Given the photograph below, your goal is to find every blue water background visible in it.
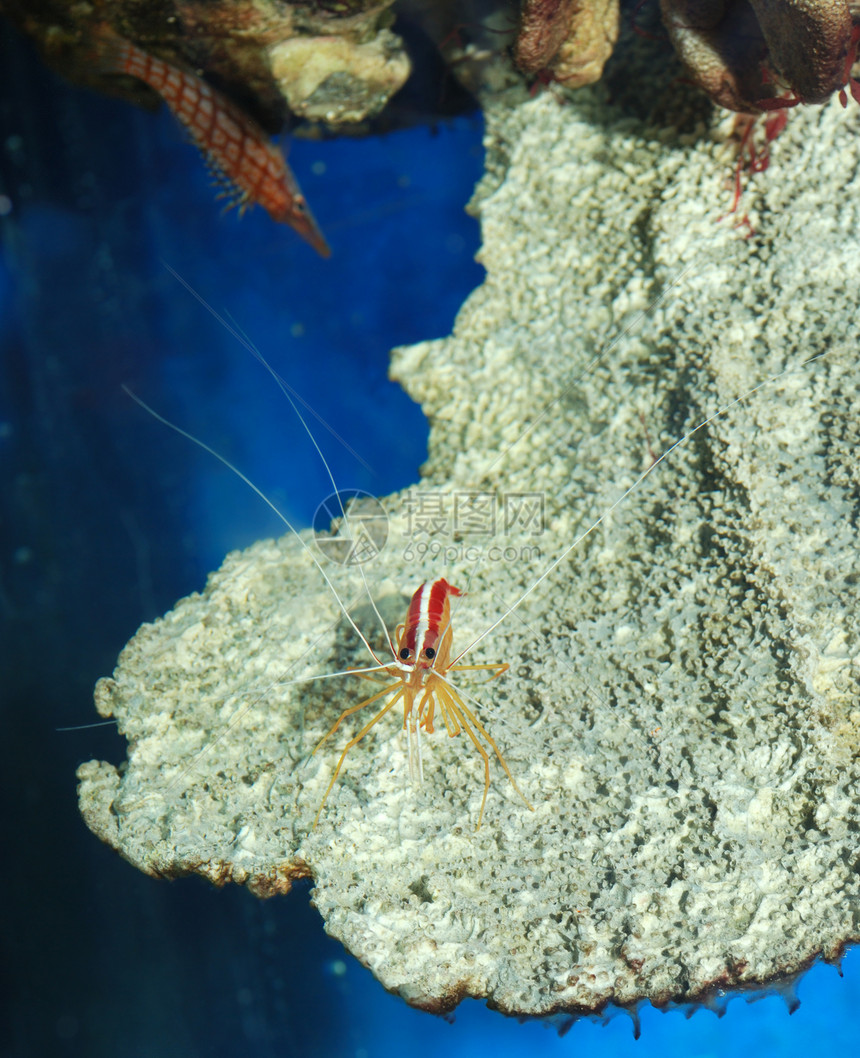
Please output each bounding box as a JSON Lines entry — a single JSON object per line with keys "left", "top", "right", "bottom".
{"left": 2, "top": 24, "right": 859, "bottom": 1058}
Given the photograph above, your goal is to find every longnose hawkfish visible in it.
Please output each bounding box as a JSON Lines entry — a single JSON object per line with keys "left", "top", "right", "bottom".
{"left": 312, "top": 576, "right": 534, "bottom": 829}
{"left": 95, "top": 31, "right": 330, "bottom": 256}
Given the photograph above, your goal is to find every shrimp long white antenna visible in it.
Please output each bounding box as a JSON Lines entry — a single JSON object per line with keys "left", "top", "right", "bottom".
{"left": 56, "top": 720, "right": 118, "bottom": 731}
{"left": 162, "top": 262, "right": 372, "bottom": 473}
{"left": 161, "top": 262, "right": 397, "bottom": 657}
{"left": 226, "top": 321, "right": 396, "bottom": 657}
{"left": 122, "top": 386, "right": 388, "bottom": 668}
{"left": 451, "top": 350, "right": 830, "bottom": 666}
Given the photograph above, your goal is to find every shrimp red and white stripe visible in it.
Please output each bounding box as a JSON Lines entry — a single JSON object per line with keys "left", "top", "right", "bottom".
{"left": 400, "top": 577, "right": 462, "bottom": 666}
{"left": 96, "top": 32, "right": 330, "bottom": 256}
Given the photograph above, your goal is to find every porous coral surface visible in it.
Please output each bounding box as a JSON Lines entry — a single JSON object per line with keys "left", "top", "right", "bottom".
{"left": 79, "top": 90, "right": 860, "bottom": 1015}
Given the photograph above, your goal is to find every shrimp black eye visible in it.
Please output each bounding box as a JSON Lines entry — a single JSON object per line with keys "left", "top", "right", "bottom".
{"left": 424, "top": 647, "right": 435, "bottom": 659}
{"left": 399, "top": 647, "right": 411, "bottom": 660}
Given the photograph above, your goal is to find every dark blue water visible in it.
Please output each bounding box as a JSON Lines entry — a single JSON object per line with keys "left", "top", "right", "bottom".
{"left": 2, "top": 23, "right": 858, "bottom": 1058}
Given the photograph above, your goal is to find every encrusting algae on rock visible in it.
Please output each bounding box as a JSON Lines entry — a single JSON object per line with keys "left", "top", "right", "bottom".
{"left": 78, "top": 82, "right": 860, "bottom": 1016}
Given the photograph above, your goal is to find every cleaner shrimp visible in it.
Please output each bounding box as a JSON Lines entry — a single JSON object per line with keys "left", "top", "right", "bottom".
{"left": 120, "top": 267, "right": 836, "bottom": 834}
{"left": 311, "top": 576, "right": 532, "bottom": 828}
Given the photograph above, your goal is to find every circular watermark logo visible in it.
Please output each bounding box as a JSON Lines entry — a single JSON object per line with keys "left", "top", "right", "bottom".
{"left": 313, "top": 489, "right": 388, "bottom": 566}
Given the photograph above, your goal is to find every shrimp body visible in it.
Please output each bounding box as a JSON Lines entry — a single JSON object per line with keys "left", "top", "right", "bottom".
{"left": 313, "top": 578, "right": 532, "bottom": 828}
{"left": 98, "top": 33, "right": 330, "bottom": 256}
{"left": 398, "top": 577, "right": 462, "bottom": 671}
